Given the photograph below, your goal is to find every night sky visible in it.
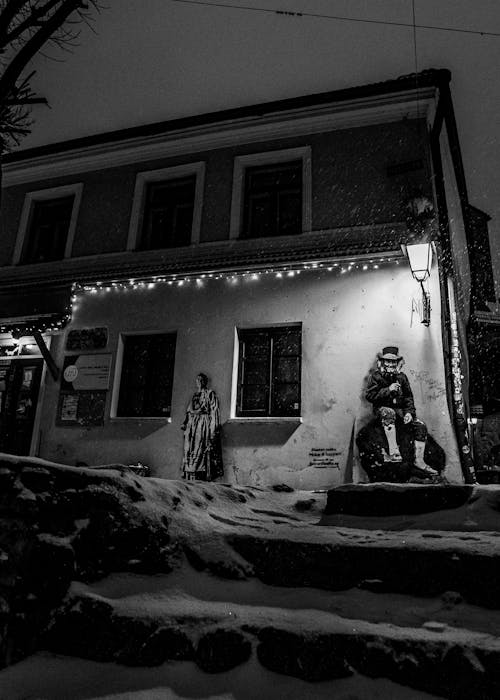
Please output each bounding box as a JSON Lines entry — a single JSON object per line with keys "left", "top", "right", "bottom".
{"left": 19, "top": 0, "right": 500, "bottom": 290}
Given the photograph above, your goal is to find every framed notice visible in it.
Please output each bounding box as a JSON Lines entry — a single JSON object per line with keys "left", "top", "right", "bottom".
{"left": 61, "top": 354, "right": 112, "bottom": 391}
{"left": 57, "top": 354, "right": 112, "bottom": 426}
{"left": 66, "top": 327, "right": 108, "bottom": 351}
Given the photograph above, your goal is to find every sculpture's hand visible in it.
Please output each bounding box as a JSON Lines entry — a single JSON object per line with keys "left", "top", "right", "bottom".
{"left": 403, "top": 412, "right": 413, "bottom": 424}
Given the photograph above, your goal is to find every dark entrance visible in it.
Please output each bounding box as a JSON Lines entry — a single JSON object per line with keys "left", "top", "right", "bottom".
{"left": 0, "top": 359, "right": 43, "bottom": 455}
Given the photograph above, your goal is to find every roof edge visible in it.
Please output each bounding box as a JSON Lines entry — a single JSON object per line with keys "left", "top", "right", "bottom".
{"left": 4, "top": 68, "right": 450, "bottom": 164}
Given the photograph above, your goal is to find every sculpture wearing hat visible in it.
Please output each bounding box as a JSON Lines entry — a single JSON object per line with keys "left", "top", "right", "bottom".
{"left": 365, "top": 346, "right": 416, "bottom": 424}
{"left": 365, "top": 345, "right": 440, "bottom": 474}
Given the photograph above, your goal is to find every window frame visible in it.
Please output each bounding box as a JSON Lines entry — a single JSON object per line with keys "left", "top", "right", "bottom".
{"left": 13, "top": 183, "right": 83, "bottom": 265}
{"left": 234, "top": 324, "right": 302, "bottom": 419}
{"left": 127, "top": 162, "right": 205, "bottom": 251}
{"left": 229, "top": 147, "right": 311, "bottom": 240}
{"left": 110, "top": 330, "right": 177, "bottom": 420}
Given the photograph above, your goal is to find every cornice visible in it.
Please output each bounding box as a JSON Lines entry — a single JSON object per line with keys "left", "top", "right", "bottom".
{"left": 3, "top": 89, "right": 436, "bottom": 187}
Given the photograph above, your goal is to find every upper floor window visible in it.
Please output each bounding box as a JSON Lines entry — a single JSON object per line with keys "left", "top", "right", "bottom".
{"left": 230, "top": 147, "right": 311, "bottom": 240}
{"left": 243, "top": 161, "right": 302, "bottom": 239}
{"left": 141, "top": 176, "right": 196, "bottom": 250}
{"left": 236, "top": 325, "right": 302, "bottom": 418}
{"left": 127, "top": 163, "right": 205, "bottom": 251}
{"left": 13, "top": 184, "right": 83, "bottom": 265}
{"left": 115, "top": 332, "right": 176, "bottom": 418}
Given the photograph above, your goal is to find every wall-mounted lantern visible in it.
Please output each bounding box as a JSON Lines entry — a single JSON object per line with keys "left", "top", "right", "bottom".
{"left": 403, "top": 192, "right": 435, "bottom": 326}
{"left": 406, "top": 242, "right": 433, "bottom": 283}
{"left": 406, "top": 242, "right": 432, "bottom": 326}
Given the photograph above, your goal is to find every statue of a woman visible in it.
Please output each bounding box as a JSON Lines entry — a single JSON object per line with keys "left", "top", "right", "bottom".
{"left": 181, "top": 373, "right": 223, "bottom": 481}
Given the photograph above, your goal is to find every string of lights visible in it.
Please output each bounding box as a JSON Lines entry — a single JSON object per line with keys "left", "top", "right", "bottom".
{"left": 0, "top": 256, "right": 403, "bottom": 337}
{"left": 72, "top": 256, "right": 400, "bottom": 297}
{"left": 171, "top": 0, "right": 500, "bottom": 39}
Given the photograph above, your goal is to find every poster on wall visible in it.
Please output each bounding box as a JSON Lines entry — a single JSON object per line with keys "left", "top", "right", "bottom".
{"left": 57, "top": 354, "right": 112, "bottom": 426}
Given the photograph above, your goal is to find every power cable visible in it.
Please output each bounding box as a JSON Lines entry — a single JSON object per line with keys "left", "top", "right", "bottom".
{"left": 171, "top": 0, "right": 500, "bottom": 38}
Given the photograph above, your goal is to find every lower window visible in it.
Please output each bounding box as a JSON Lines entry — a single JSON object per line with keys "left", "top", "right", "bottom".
{"left": 236, "top": 325, "right": 301, "bottom": 417}
{"left": 117, "top": 333, "right": 176, "bottom": 417}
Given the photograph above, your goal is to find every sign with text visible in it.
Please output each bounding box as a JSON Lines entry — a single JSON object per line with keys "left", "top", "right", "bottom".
{"left": 308, "top": 447, "right": 341, "bottom": 469}
{"left": 61, "top": 354, "right": 112, "bottom": 391}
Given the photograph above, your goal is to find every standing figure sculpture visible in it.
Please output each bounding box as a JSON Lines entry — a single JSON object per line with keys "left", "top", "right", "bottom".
{"left": 182, "top": 373, "right": 224, "bottom": 481}
{"left": 364, "top": 346, "right": 441, "bottom": 478}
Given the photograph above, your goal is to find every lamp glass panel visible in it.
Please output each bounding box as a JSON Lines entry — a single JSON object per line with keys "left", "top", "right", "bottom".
{"left": 406, "top": 243, "right": 432, "bottom": 282}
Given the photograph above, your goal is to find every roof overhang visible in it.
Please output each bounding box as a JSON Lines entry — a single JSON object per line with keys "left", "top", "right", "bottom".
{"left": 0, "top": 224, "right": 407, "bottom": 291}
{"left": 0, "top": 284, "right": 73, "bottom": 334}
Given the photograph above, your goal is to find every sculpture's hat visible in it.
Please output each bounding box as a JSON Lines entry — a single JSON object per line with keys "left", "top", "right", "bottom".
{"left": 379, "top": 346, "right": 402, "bottom": 360}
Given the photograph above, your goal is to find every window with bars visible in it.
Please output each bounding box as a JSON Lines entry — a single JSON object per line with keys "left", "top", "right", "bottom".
{"left": 242, "top": 160, "right": 302, "bottom": 239}
{"left": 117, "top": 333, "right": 176, "bottom": 417}
{"left": 236, "top": 325, "right": 301, "bottom": 417}
{"left": 140, "top": 176, "right": 196, "bottom": 250}
{"left": 22, "top": 196, "right": 74, "bottom": 264}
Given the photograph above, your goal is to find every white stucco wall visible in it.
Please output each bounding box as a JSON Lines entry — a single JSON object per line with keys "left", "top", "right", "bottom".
{"left": 40, "top": 260, "right": 463, "bottom": 487}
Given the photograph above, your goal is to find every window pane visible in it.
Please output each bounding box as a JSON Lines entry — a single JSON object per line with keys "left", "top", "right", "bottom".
{"left": 241, "top": 384, "right": 268, "bottom": 412}
{"left": 243, "top": 333, "right": 270, "bottom": 357}
{"left": 273, "top": 357, "right": 300, "bottom": 383}
{"left": 243, "top": 358, "right": 269, "bottom": 384}
{"left": 141, "top": 176, "right": 195, "bottom": 250}
{"left": 272, "top": 383, "right": 300, "bottom": 416}
{"left": 247, "top": 193, "right": 274, "bottom": 239}
{"left": 23, "top": 196, "right": 74, "bottom": 263}
{"left": 278, "top": 191, "right": 302, "bottom": 236}
{"left": 273, "top": 329, "right": 301, "bottom": 356}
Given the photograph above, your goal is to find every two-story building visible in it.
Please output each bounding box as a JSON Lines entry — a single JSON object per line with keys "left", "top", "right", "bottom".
{"left": 0, "top": 68, "right": 493, "bottom": 487}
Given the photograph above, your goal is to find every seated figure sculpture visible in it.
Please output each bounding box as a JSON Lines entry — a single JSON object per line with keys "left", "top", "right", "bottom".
{"left": 356, "top": 407, "right": 443, "bottom": 483}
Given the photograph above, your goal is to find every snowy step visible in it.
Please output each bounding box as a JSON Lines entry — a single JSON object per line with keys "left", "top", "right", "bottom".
{"left": 228, "top": 529, "right": 500, "bottom": 609}
{"left": 42, "top": 577, "right": 500, "bottom": 700}
{"left": 324, "top": 483, "right": 475, "bottom": 517}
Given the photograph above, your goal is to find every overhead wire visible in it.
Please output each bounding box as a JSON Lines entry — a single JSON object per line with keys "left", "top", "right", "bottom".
{"left": 171, "top": 0, "right": 500, "bottom": 39}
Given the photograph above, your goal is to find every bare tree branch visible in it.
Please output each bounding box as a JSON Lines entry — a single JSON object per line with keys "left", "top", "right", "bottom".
{"left": 0, "top": 0, "right": 102, "bottom": 157}
{"left": 0, "top": 1, "right": 93, "bottom": 102}
{"left": 0, "top": 0, "right": 63, "bottom": 49}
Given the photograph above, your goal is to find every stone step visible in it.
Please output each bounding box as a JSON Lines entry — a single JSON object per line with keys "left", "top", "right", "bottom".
{"left": 228, "top": 530, "right": 500, "bottom": 609}
{"left": 324, "top": 484, "right": 476, "bottom": 517}
{"left": 41, "top": 582, "right": 500, "bottom": 700}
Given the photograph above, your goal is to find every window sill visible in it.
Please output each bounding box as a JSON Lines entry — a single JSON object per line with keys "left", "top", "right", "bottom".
{"left": 226, "top": 417, "right": 302, "bottom": 424}
{"left": 110, "top": 416, "right": 172, "bottom": 423}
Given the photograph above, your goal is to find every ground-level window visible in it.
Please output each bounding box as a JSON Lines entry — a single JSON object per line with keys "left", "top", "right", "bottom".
{"left": 237, "top": 325, "right": 301, "bottom": 417}
{"left": 117, "top": 333, "right": 176, "bottom": 417}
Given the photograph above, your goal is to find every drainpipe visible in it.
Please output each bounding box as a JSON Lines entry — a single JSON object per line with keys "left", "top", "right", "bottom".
{"left": 430, "top": 75, "right": 475, "bottom": 484}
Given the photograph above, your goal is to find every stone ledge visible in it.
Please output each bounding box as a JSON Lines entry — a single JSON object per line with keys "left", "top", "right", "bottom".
{"left": 324, "top": 483, "right": 474, "bottom": 517}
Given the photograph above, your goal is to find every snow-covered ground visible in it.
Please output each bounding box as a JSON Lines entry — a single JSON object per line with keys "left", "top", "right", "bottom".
{"left": 0, "top": 651, "right": 444, "bottom": 699}
{"left": 1, "top": 456, "right": 499, "bottom": 699}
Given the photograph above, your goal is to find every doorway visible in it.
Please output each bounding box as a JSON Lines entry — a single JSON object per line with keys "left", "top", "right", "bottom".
{"left": 0, "top": 358, "right": 43, "bottom": 456}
